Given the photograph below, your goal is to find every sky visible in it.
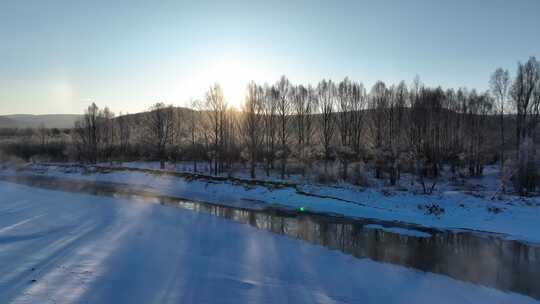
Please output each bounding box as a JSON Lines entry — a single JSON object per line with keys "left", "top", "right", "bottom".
{"left": 0, "top": 0, "right": 539, "bottom": 115}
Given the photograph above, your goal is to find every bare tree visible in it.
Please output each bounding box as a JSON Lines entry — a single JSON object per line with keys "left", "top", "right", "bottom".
{"left": 37, "top": 123, "right": 49, "bottom": 153}
{"left": 490, "top": 68, "right": 510, "bottom": 176}
{"left": 369, "top": 81, "right": 390, "bottom": 179}
{"left": 318, "top": 79, "right": 337, "bottom": 174}
{"left": 172, "top": 108, "right": 185, "bottom": 162}
{"left": 370, "top": 80, "right": 407, "bottom": 185}
{"left": 350, "top": 82, "right": 366, "bottom": 158}
{"left": 464, "top": 90, "right": 493, "bottom": 177}
{"left": 242, "top": 82, "right": 264, "bottom": 178}
{"left": 512, "top": 57, "right": 540, "bottom": 147}
{"left": 222, "top": 107, "right": 240, "bottom": 174}
{"left": 511, "top": 57, "right": 540, "bottom": 194}
{"left": 408, "top": 85, "right": 446, "bottom": 193}
{"left": 263, "top": 85, "right": 278, "bottom": 177}
{"left": 337, "top": 78, "right": 356, "bottom": 180}
{"left": 117, "top": 112, "right": 131, "bottom": 161}
{"left": 444, "top": 88, "right": 465, "bottom": 176}
{"left": 186, "top": 99, "right": 202, "bottom": 172}
{"left": 292, "top": 84, "right": 313, "bottom": 177}
{"left": 305, "top": 85, "right": 317, "bottom": 149}
{"left": 386, "top": 81, "right": 408, "bottom": 185}
{"left": 144, "top": 103, "right": 176, "bottom": 169}
{"left": 276, "top": 76, "right": 292, "bottom": 179}
{"left": 74, "top": 102, "right": 102, "bottom": 163}
{"left": 100, "top": 107, "right": 115, "bottom": 164}
{"left": 205, "top": 84, "right": 228, "bottom": 175}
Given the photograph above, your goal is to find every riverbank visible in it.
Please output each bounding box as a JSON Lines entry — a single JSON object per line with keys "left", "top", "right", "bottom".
{"left": 3, "top": 162, "right": 540, "bottom": 244}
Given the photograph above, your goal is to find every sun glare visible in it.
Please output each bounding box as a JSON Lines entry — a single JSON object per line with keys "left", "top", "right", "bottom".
{"left": 209, "top": 61, "right": 253, "bottom": 109}
{"left": 190, "top": 58, "right": 270, "bottom": 109}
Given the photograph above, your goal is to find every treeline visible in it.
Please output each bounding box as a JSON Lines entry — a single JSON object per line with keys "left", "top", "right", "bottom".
{"left": 3, "top": 57, "right": 540, "bottom": 195}
{"left": 0, "top": 126, "right": 70, "bottom": 162}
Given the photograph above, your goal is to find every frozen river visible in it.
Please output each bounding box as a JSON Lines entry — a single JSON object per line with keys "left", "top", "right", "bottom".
{"left": 0, "top": 175, "right": 538, "bottom": 303}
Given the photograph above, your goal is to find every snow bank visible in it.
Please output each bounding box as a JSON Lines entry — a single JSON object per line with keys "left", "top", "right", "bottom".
{"left": 3, "top": 163, "right": 540, "bottom": 244}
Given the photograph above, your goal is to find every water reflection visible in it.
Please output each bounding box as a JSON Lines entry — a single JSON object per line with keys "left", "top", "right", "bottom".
{"left": 2, "top": 174, "right": 539, "bottom": 299}
{"left": 167, "top": 199, "right": 540, "bottom": 299}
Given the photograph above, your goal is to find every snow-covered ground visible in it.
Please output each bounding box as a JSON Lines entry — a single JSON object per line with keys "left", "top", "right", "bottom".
{"left": 6, "top": 162, "right": 540, "bottom": 244}
{"left": 0, "top": 181, "right": 537, "bottom": 303}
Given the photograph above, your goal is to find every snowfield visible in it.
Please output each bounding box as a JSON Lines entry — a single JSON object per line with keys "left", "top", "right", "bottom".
{"left": 6, "top": 162, "right": 540, "bottom": 244}
{"left": 0, "top": 181, "right": 537, "bottom": 304}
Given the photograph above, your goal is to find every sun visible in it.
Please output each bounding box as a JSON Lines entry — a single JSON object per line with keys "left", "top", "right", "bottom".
{"left": 186, "top": 57, "right": 274, "bottom": 109}
{"left": 186, "top": 56, "right": 274, "bottom": 109}
{"left": 208, "top": 60, "right": 254, "bottom": 109}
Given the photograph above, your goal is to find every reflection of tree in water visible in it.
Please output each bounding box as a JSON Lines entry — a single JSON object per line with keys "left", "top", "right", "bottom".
{"left": 175, "top": 200, "right": 540, "bottom": 299}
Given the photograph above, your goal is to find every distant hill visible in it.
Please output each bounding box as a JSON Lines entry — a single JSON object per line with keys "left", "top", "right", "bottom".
{"left": 0, "top": 116, "right": 19, "bottom": 128}
{"left": 0, "top": 114, "right": 81, "bottom": 129}
{"left": 115, "top": 106, "right": 195, "bottom": 122}
{"left": 0, "top": 108, "right": 197, "bottom": 130}
{"left": 0, "top": 107, "right": 193, "bottom": 129}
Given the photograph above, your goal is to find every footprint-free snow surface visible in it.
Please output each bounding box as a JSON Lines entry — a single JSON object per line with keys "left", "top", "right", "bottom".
{"left": 0, "top": 182, "right": 537, "bottom": 303}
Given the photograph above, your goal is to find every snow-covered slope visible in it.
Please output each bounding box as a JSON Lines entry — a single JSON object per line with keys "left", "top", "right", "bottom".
{"left": 0, "top": 182, "right": 536, "bottom": 303}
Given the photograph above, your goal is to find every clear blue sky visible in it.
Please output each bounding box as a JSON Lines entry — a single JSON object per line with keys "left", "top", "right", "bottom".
{"left": 1, "top": 0, "right": 539, "bottom": 114}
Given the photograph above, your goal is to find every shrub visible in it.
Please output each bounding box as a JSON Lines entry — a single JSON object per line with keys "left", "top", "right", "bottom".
{"left": 349, "top": 162, "right": 371, "bottom": 187}
{"left": 313, "top": 162, "right": 339, "bottom": 184}
{"left": 512, "top": 137, "right": 539, "bottom": 195}
{"left": 417, "top": 203, "right": 445, "bottom": 216}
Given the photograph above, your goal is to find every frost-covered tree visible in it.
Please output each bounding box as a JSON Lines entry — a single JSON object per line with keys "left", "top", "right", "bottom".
{"left": 490, "top": 68, "right": 510, "bottom": 173}
{"left": 276, "top": 76, "right": 292, "bottom": 179}
{"left": 144, "top": 103, "right": 176, "bottom": 169}
{"left": 318, "top": 79, "right": 337, "bottom": 174}
{"left": 205, "top": 84, "right": 228, "bottom": 175}
{"left": 369, "top": 81, "right": 390, "bottom": 179}
{"left": 337, "top": 78, "right": 365, "bottom": 180}
{"left": 263, "top": 85, "right": 278, "bottom": 176}
{"left": 242, "top": 82, "right": 264, "bottom": 178}
{"left": 73, "top": 103, "right": 102, "bottom": 163}
{"left": 116, "top": 112, "right": 131, "bottom": 160}
{"left": 512, "top": 57, "right": 540, "bottom": 148}
{"left": 510, "top": 57, "right": 540, "bottom": 194}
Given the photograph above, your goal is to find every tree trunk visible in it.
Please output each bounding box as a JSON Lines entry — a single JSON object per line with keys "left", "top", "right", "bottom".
{"left": 342, "top": 160, "right": 348, "bottom": 181}
{"left": 500, "top": 111, "right": 505, "bottom": 192}
{"left": 280, "top": 159, "right": 286, "bottom": 179}
{"left": 390, "top": 165, "right": 396, "bottom": 186}
{"left": 250, "top": 157, "right": 256, "bottom": 179}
